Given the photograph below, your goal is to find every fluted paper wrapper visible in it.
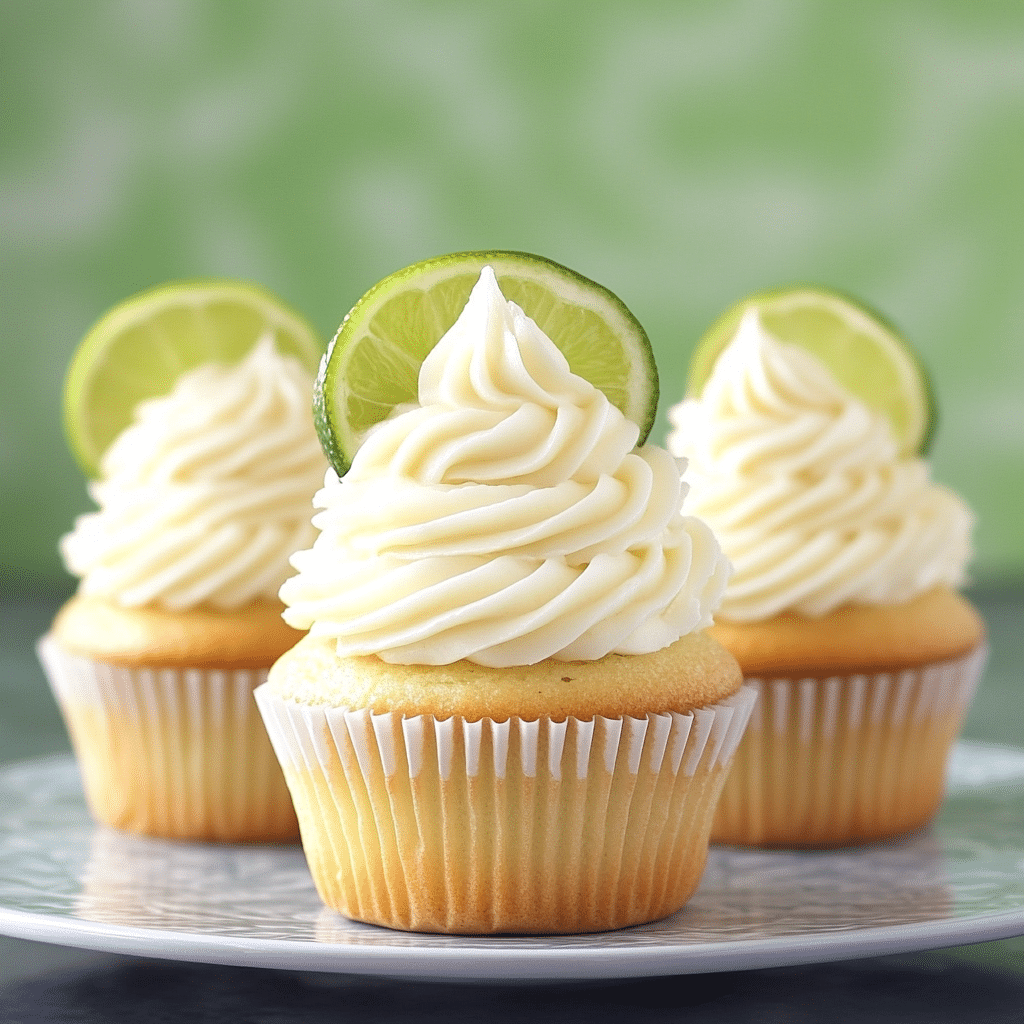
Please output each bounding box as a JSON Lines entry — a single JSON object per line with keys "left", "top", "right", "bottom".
{"left": 256, "top": 684, "right": 756, "bottom": 934}
{"left": 38, "top": 635, "right": 298, "bottom": 843}
{"left": 711, "top": 646, "right": 987, "bottom": 848}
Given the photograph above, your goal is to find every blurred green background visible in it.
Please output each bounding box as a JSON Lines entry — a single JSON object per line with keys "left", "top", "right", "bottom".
{"left": 2, "top": 0, "right": 1023, "bottom": 595}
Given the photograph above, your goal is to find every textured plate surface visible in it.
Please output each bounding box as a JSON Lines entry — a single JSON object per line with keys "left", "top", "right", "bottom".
{"left": 1, "top": 744, "right": 1023, "bottom": 981}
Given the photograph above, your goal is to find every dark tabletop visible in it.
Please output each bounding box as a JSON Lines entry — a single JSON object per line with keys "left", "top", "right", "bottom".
{"left": 2, "top": 588, "right": 1022, "bottom": 1023}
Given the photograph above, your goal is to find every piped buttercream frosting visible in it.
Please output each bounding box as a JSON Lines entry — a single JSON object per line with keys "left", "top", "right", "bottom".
{"left": 280, "top": 267, "right": 731, "bottom": 667}
{"left": 62, "top": 337, "right": 327, "bottom": 610}
{"left": 667, "top": 311, "right": 973, "bottom": 622}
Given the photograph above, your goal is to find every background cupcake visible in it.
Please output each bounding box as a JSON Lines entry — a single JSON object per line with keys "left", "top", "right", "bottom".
{"left": 257, "top": 254, "right": 755, "bottom": 934}
{"left": 39, "top": 280, "right": 327, "bottom": 842}
{"left": 667, "top": 290, "right": 985, "bottom": 848}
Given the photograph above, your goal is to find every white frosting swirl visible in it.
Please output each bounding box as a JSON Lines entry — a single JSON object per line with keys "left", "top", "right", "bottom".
{"left": 281, "top": 267, "right": 730, "bottom": 667}
{"left": 62, "top": 337, "right": 328, "bottom": 610}
{"left": 667, "top": 311, "right": 973, "bottom": 622}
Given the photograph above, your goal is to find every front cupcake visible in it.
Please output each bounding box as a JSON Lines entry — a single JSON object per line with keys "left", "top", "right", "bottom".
{"left": 40, "top": 284, "right": 328, "bottom": 842}
{"left": 257, "top": 259, "right": 754, "bottom": 934}
{"left": 668, "top": 296, "right": 986, "bottom": 848}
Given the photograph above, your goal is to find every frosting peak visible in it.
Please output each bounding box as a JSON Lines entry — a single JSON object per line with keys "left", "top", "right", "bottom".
{"left": 61, "top": 337, "right": 327, "bottom": 610}
{"left": 281, "top": 268, "right": 731, "bottom": 667}
{"left": 354, "top": 268, "right": 638, "bottom": 489}
{"left": 668, "top": 312, "right": 973, "bottom": 621}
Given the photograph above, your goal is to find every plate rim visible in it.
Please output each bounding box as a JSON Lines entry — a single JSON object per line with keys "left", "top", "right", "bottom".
{"left": 2, "top": 902, "right": 1024, "bottom": 980}
{"left": 1, "top": 748, "right": 1023, "bottom": 981}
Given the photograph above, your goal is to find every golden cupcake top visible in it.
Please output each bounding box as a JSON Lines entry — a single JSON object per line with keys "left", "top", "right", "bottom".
{"left": 268, "top": 629, "right": 743, "bottom": 719}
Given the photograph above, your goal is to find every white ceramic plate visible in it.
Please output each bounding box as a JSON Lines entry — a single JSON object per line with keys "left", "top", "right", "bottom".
{"left": 1, "top": 744, "right": 1023, "bottom": 982}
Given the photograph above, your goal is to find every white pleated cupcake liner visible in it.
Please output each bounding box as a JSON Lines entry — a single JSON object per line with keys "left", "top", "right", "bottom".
{"left": 711, "top": 645, "right": 987, "bottom": 849}
{"left": 255, "top": 683, "right": 756, "bottom": 934}
{"left": 37, "top": 635, "right": 299, "bottom": 843}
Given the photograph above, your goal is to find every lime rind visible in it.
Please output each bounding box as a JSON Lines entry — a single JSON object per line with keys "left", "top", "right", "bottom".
{"left": 316, "top": 251, "right": 658, "bottom": 477}
{"left": 64, "top": 279, "right": 324, "bottom": 477}
{"left": 686, "top": 286, "right": 936, "bottom": 457}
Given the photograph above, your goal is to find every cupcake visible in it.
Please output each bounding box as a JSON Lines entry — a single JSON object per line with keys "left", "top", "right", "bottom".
{"left": 256, "top": 259, "right": 755, "bottom": 934}
{"left": 667, "top": 297, "right": 985, "bottom": 848}
{"left": 40, "top": 286, "right": 328, "bottom": 843}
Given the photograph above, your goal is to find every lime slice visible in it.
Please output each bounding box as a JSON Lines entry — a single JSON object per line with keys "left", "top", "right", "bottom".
{"left": 314, "top": 250, "right": 658, "bottom": 475}
{"left": 687, "top": 286, "right": 935, "bottom": 456}
{"left": 64, "top": 279, "right": 324, "bottom": 476}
